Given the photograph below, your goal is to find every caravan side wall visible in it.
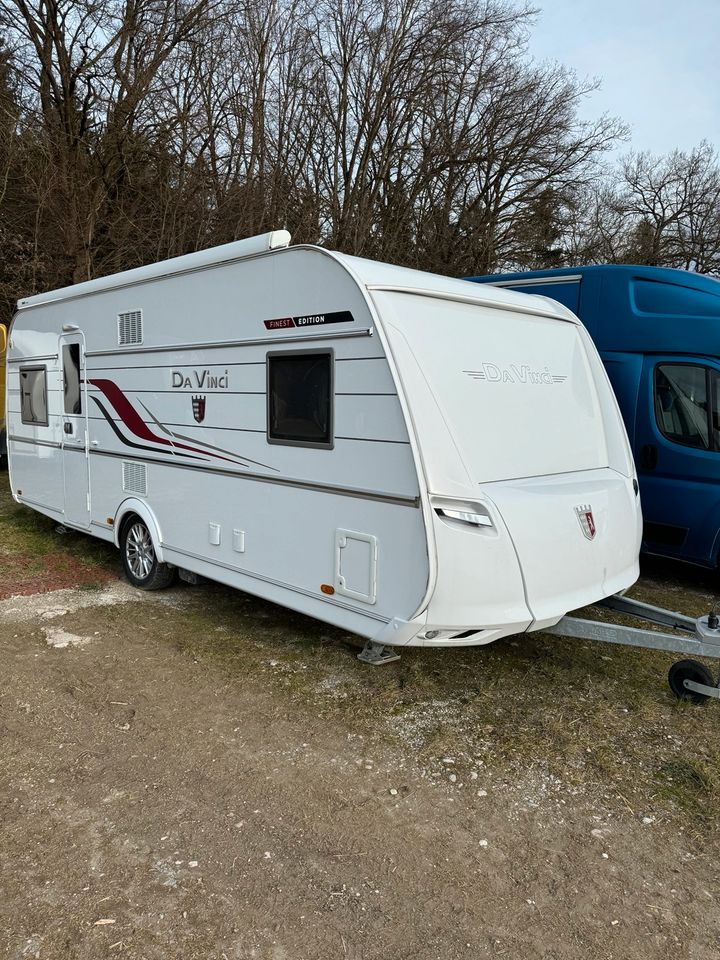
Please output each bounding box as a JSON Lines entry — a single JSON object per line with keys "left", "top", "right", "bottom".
{"left": 7, "top": 245, "right": 643, "bottom": 649}
{"left": 466, "top": 265, "right": 720, "bottom": 568}
{"left": 7, "top": 248, "right": 431, "bottom": 639}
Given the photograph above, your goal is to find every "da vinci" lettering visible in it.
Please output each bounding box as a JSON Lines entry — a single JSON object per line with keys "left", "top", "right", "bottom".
{"left": 172, "top": 369, "right": 229, "bottom": 389}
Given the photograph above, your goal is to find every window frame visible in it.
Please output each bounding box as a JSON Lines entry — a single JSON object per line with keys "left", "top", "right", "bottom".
{"left": 653, "top": 361, "right": 719, "bottom": 452}
{"left": 266, "top": 348, "right": 334, "bottom": 450}
{"left": 19, "top": 364, "right": 49, "bottom": 427}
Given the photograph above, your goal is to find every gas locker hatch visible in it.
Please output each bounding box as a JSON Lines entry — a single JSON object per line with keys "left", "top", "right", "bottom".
{"left": 334, "top": 530, "right": 377, "bottom": 604}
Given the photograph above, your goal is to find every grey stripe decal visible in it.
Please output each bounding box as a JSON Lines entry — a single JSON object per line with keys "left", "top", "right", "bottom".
{"left": 83, "top": 416, "right": 409, "bottom": 443}
{"left": 9, "top": 435, "right": 62, "bottom": 449}
{"left": 89, "top": 447, "right": 419, "bottom": 507}
{"left": 88, "top": 356, "right": 387, "bottom": 372}
{"left": 138, "top": 400, "right": 279, "bottom": 472}
{"left": 7, "top": 354, "right": 58, "bottom": 363}
{"left": 86, "top": 327, "right": 374, "bottom": 357}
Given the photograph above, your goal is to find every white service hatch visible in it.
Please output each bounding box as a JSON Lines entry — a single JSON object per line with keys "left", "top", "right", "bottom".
{"left": 335, "top": 530, "right": 377, "bottom": 604}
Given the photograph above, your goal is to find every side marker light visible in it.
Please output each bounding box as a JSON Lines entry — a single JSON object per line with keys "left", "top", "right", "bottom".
{"left": 435, "top": 507, "right": 493, "bottom": 528}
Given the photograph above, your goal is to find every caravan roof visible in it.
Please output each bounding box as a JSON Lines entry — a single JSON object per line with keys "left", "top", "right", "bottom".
{"left": 17, "top": 231, "right": 581, "bottom": 330}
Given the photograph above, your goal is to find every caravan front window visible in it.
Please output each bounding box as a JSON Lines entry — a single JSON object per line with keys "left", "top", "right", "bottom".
{"left": 267, "top": 351, "right": 333, "bottom": 448}
{"left": 19, "top": 366, "right": 48, "bottom": 426}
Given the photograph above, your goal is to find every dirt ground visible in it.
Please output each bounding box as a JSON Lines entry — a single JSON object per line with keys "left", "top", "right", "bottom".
{"left": 2, "top": 488, "right": 720, "bottom": 959}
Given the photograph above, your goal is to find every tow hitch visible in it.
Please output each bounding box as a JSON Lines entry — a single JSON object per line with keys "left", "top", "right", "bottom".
{"left": 547, "top": 594, "right": 720, "bottom": 704}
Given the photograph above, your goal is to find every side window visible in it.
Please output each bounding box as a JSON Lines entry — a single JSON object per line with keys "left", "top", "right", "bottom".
{"left": 20, "top": 366, "right": 49, "bottom": 426}
{"left": 63, "top": 343, "right": 82, "bottom": 414}
{"left": 267, "top": 351, "right": 333, "bottom": 448}
{"left": 654, "top": 365, "right": 710, "bottom": 450}
{"left": 713, "top": 376, "right": 720, "bottom": 449}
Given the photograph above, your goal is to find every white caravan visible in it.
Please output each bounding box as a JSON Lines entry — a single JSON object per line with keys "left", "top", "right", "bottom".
{"left": 6, "top": 231, "right": 643, "bottom": 661}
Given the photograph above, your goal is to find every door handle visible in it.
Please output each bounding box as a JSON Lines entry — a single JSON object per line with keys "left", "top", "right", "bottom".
{"left": 63, "top": 422, "right": 73, "bottom": 435}
{"left": 640, "top": 444, "right": 657, "bottom": 470}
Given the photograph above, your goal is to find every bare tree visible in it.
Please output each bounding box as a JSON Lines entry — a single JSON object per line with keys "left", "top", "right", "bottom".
{"left": 0, "top": 0, "right": 212, "bottom": 282}
{"left": 4, "top": 0, "right": 709, "bottom": 327}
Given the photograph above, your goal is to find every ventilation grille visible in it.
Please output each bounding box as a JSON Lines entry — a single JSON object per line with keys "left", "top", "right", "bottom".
{"left": 118, "top": 309, "right": 143, "bottom": 345}
{"left": 122, "top": 461, "right": 147, "bottom": 496}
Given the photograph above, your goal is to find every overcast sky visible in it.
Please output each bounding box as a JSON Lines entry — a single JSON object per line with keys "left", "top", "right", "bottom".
{"left": 528, "top": 0, "right": 719, "bottom": 157}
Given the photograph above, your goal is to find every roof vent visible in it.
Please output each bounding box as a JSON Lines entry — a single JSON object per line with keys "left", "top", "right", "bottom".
{"left": 118, "top": 309, "right": 143, "bottom": 345}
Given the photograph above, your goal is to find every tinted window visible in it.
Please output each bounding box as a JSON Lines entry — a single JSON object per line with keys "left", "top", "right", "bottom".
{"left": 654, "top": 365, "right": 709, "bottom": 449}
{"left": 268, "top": 352, "right": 332, "bottom": 447}
{"left": 63, "top": 343, "right": 82, "bottom": 414}
{"left": 634, "top": 279, "right": 720, "bottom": 319}
{"left": 20, "top": 367, "right": 48, "bottom": 426}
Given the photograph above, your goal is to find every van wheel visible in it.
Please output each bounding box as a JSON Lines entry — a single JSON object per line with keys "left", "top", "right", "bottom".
{"left": 120, "top": 516, "right": 176, "bottom": 590}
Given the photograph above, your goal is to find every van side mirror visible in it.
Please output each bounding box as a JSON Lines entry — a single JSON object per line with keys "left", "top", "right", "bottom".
{"left": 0, "top": 324, "right": 6, "bottom": 353}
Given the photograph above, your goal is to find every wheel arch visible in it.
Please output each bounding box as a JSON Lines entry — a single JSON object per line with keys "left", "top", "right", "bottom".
{"left": 113, "top": 498, "right": 165, "bottom": 561}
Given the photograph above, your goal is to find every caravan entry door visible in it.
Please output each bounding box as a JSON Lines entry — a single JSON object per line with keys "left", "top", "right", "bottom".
{"left": 60, "top": 331, "right": 90, "bottom": 528}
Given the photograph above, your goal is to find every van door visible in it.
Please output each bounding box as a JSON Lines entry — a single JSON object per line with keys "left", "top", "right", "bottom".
{"left": 60, "top": 332, "right": 90, "bottom": 528}
{"left": 635, "top": 356, "right": 720, "bottom": 565}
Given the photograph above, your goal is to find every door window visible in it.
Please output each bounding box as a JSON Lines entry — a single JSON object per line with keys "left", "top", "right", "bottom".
{"left": 654, "top": 364, "right": 717, "bottom": 450}
{"left": 63, "top": 343, "right": 82, "bottom": 414}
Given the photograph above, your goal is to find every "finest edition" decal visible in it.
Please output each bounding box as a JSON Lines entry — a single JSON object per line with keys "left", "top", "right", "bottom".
{"left": 264, "top": 310, "right": 354, "bottom": 330}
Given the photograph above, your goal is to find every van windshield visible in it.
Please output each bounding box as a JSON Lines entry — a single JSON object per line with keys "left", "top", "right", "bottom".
{"left": 378, "top": 291, "right": 609, "bottom": 484}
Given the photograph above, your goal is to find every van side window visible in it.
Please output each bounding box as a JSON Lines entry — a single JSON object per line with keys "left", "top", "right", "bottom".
{"left": 19, "top": 366, "right": 49, "bottom": 426}
{"left": 63, "top": 343, "right": 82, "bottom": 414}
{"left": 654, "top": 365, "right": 710, "bottom": 450}
{"left": 267, "top": 351, "right": 333, "bottom": 448}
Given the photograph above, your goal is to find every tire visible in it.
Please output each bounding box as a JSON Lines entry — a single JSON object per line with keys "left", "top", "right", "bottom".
{"left": 120, "top": 515, "right": 176, "bottom": 590}
{"left": 668, "top": 659, "right": 715, "bottom": 705}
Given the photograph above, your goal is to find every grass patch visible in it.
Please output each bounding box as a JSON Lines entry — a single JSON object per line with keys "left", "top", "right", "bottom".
{"left": 0, "top": 479, "right": 117, "bottom": 592}
{"left": 655, "top": 757, "right": 718, "bottom": 834}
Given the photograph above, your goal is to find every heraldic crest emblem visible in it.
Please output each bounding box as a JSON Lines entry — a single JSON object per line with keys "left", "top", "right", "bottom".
{"left": 192, "top": 395, "right": 206, "bottom": 423}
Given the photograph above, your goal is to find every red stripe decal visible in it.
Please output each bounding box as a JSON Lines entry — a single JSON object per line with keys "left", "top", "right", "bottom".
{"left": 88, "top": 379, "right": 244, "bottom": 465}
{"left": 89, "top": 380, "right": 172, "bottom": 446}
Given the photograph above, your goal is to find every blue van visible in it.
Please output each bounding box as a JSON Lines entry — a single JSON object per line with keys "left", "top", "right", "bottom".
{"left": 465, "top": 265, "right": 720, "bottom": 570}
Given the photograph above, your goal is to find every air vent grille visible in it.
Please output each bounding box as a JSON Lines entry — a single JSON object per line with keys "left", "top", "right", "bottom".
{"left": 122, "top": 460, "right": 147, "bottom": 496}
{"left": 118, "top": 309, "right": 143, "bottom": 345}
